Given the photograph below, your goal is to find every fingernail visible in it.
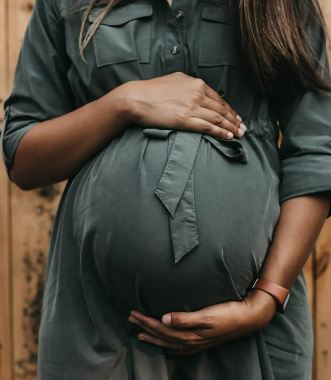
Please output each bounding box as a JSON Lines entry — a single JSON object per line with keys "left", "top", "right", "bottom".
{"left": 237, "top": 128, "right": 244, "bottom": 137}
{"left": 227, "top": 132, "right": 233, "bottom": 139}
{"left": 138, "top": 334, "right": 145, "bottom": 341}
{"left": 162, "top": 314, "right": 172, "bottom": 325}
{"left": 128, "top": 316, "right": 136, "bottom": 323}
{"left": 236, "top": 114, "right": 242, "bottom": 122}
{"left": 240, "top": 123, "right": 247, "bottom": 132}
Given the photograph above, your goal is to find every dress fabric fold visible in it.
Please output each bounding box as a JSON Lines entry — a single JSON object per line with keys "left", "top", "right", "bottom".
{"left": 145, "top": 128, "right": 248, "bottom": 263}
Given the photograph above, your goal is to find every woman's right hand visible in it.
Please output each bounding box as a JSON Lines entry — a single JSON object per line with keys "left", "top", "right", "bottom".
{"left": 122, "top": 71, "right": 246, "bottom": 139}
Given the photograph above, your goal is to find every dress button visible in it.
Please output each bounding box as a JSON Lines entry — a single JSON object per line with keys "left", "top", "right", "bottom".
{"left": 176, "top": 10, "right": 184, "bottom": 20}
{"left": 170, "top": 45, "right": 180, "bottom": 55}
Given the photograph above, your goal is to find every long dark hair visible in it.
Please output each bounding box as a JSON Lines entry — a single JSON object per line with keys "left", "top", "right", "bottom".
{"left": 78, "top": 0, "right": 331, "bottom": 93}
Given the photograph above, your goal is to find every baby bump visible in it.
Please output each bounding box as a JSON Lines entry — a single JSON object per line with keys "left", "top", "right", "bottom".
{"left": 72, "top": 127, "right": 280, "bottom": 318}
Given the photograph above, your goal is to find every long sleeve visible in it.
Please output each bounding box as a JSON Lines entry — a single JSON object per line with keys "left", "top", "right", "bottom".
{"left": 0, "top": 0, "right": 75, "bottom": 176}
{"left": 277, "top": 17, "right": 331, "bottom": 218}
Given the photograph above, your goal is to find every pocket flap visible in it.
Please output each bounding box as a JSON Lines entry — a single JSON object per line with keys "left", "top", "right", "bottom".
{"left": 88, "top": 2, "right": 153, "bottom": 26}
{"left": 201, "top": 4, "right": 230, "bottom": 24}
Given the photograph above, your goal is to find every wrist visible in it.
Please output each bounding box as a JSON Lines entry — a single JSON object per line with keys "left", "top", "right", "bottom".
{"left": 100, "top": 82, "right": 137, "bottom": 129}
{"left": 115, "top": 80, "right": 144, "bottom": 125}
{"left": 245, "top": 289, "right": 278, "bottom": 328}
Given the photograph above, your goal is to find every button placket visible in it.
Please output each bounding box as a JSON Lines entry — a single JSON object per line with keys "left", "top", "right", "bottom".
{"left": 165, "top": 26, "right": 184, "bottom": 72}
{"left": 170, "top": 45, "right": 180, "bottom": 55}
{"left": 175, "top": 10, "right": 184, "bottom": 21}
{"left": 164, "top": 1, "right": 189, "bottom": 74}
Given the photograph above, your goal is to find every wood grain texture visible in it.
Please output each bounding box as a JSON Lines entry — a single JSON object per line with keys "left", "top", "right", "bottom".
{"left": 0, "top": 0, "right": 13, "bottom": 378}
{"left": 314, "top": 220, "right": 331, "bottom": 380}
{"left": 315, "top": 2, "right": 331, "bottom": 379}
{"left": 6, "top": 2, "right": 65, "bottom": 379}
{"left": 10, "top": 185, "right": 63, "bottom": 380}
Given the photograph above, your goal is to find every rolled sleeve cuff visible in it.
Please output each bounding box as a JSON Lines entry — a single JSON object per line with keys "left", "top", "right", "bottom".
{"left": 1, "top": 106, "right": 38, "bottom": 177}
{"left": 279, "top": 154, "right": 331, "bottom": 218}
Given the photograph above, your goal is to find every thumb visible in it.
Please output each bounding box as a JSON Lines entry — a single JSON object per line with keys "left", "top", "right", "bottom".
{"left": 162, "top": 311, "right": 203, "bottom": 328}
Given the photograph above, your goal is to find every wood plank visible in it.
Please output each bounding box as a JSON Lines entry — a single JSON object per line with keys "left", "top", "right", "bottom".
{"left": 10, "top": 185, "right": 64, "bottom": 380}
{"left": 7, "top": 0, "right": 35, "bottom": 80}
{"left": 304, "top": 254, "right": 315, "bottom": 316}
{"left": 0, "top": 0, "right": 14, "bottom": 378}
{"left": 7, "top": 2, "right": 36, "bottom": 378}
{"left": 303, "top": 252, "right": 316, "bottom": 380}
{"left": 315, "top": 3, "right": 331, "bottom": 379}
{"left": 314, "top": 220, "right": 331, "bottom": 380}
{"left": 6, "top": 1, "right": 65, "bottom": 379}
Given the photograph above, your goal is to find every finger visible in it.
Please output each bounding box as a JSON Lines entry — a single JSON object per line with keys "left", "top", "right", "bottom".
{"left": 203, "top": 85, "right": 242, "bottom": 122}
{"left": 186, "top": 117, "right": 234, "bottom": 139}
{"left": 193, "top": 105, "right": 243, "bottom": 138}
{"left": 201, "top": 97, "right": 247, "bottom": 136}
{"left": 162, "top": 311, "right": 210, "bottom": 329}
{"left": 130, "top": 313, "right": 202, "bottom": 343}
{"left": 200, "top": 97, "right": 239, "bottom": 124}
{"left": 222, "top": 99, "right": 239, "bottom": 120}
{"left": 138, "top": 333, "right": 184, "bottom": 350}
{"left": 203, "top": 83, "right": 225, "bottom": 105}
{"left": 130, "top": 311, "right": 209, "bottom": 345}
{"left": 129, "top": 315, "right": 181, "bottom": 344}
{"left": 219, "top": 115, "right": 244, "bottom": 139}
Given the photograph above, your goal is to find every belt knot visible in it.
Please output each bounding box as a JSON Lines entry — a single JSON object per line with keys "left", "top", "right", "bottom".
{"left": 143, "top": 128, "right": 248, "bottom": 263}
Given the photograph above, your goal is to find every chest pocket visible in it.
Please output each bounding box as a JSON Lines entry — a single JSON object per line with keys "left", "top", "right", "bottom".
{"left": 198, "top": 3, "right": 241, "bottom": 68}
{"left": 88, "top": 2, "right": 153, "bottom": 67}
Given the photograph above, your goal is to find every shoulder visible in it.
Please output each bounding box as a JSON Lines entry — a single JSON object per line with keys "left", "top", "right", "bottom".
{"left": 35, "top": 0, "right": 87, "bottom": 20}
{"left": 58, "top": 0, "right": 90, "bottom": 17}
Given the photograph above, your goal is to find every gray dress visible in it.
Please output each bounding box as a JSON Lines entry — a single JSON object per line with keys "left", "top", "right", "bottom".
{"left": 2, "top": 0, "right": 331, "bottom": 378}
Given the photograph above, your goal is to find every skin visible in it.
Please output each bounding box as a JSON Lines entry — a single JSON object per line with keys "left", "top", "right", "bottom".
{"left": 10, "top": 70, "right": 330, "bottom": 356}
{"left": 10, "top": 72, "right": 245, "bottom": 190}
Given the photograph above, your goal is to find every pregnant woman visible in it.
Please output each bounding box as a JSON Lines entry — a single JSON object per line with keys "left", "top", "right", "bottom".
{"left": 2, "top": 0, "right": 331, "bottom": 378}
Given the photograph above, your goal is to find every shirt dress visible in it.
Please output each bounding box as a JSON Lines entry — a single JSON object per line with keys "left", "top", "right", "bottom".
{"left": 2, "top": 0, "right": 331, "bottom": 379}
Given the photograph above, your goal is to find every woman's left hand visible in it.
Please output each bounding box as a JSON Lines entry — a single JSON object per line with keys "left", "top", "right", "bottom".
{"left": 128, "top": 289, "right": 278, "bottom": 356}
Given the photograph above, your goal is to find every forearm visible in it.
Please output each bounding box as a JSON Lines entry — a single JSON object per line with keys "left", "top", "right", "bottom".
{"left": 244, "top": 192, "right": 331, "bottom": 324}
{"left": 9, "top": 82, "right": 132, "bottom": 190}
{"left": 259, "top": 192, "right": 331, "bottom": 289}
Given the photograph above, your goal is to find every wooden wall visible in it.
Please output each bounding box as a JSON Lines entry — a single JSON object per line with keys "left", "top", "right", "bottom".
{"left": 0, "top": 1, "right": 331, "bottom": 379}
{"left": 0, "top": 2, "right": 65, "bottom": 379}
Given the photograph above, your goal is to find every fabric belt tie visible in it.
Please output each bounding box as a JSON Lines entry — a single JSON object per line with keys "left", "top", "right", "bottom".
{"left": 143, "top": 129, "right": 248, "bottom": 264}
